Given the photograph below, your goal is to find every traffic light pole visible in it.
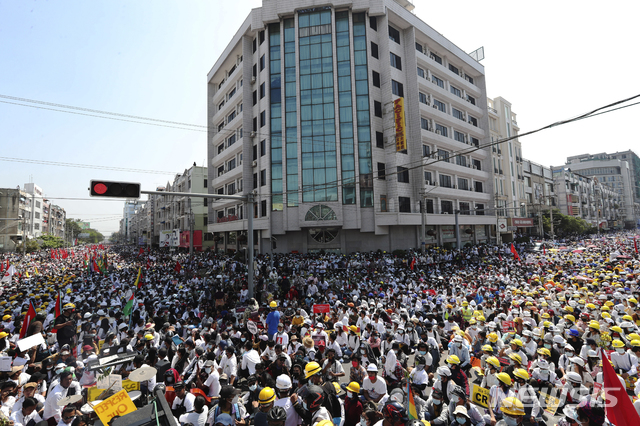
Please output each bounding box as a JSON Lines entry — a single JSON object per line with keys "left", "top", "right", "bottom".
{"left": 140, "top": 190, "right": 256, "bottom": 298}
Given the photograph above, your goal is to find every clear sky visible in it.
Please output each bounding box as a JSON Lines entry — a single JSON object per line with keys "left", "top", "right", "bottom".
{"left": 1, "top": 0, "right": 638, "bottom": 235}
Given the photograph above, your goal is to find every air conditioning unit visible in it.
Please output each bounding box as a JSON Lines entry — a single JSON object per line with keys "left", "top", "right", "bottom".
{"left": 252, "top": 160, "right": 257, "bottom": 167}
{"left": 472, "top": 165, "right": 478, "bottom": 170}
{"left": 436, "top": 130, "right": 442, "bottom": 135}
{"left": 466, "top": 98, "right": 471, "bottom": 103}
{"left": 442, "top": 212, "right": 450, "bottom": 214}
{"left": 433, "top": 104, "right": 438, "bottom": 109}
{"left": 468, "top": 119, "right": 473, "bottom": 124}
{"left": 250, "top": 131, "right": 256, "bottom": 138}
{"left": 251, "top": 76, "right": 256, "bottom": 84}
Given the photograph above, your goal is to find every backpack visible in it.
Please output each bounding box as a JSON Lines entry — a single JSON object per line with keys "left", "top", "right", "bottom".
{"left": 213, "top": 403, "right": 241, "bottom": 423}
{"left": 321, "top": 381, "right": 342, "bottom": 419}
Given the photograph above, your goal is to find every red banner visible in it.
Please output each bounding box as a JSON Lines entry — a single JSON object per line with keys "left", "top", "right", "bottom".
{"left": 502, "top": 320, "right": 515, "bottom": 333}
{"left": 312, "top": 304, "right": 331, "bottom": 314}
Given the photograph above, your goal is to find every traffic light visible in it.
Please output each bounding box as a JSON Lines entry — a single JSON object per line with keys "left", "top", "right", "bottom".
{"left": 90, "top": 180, "right": 141, "bottom": 198}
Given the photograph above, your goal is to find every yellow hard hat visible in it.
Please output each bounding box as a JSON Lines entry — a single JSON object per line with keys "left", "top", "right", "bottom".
{"left": 482, "top": 345, "right": 494, "bottom": 353}
{"left": 541, "top": 313, "right": 550, "bottom": 319}
{"left": 2, "top": 315, "right": 10, "bottom": 321}
{"left": 270, "top": 301, "right": 277, "bottom": 308}
{"left": 305, "top": 361, "right": 322, "bottom": 378}
{"left": 537, "top": 348, "right": 551, "bottom": 357}
{"left": 486, "top": 357, "right": 501, "bottom": 369}
{"left": 612, "top": 339, "right": 625, "bottom": 348}
{"left": 622, "top": 315, "right": 633, "bottom": 322}
{"left": 564, "top": 314, "right": 575, "bottom": 323}
{"left": 508, "top": 353, "right": 522, "bottom": 364}
{"left": 511, "top": 339, "right": 523, "bottom": 347}
{"left": 0, "top": 332, "right": 8, "bottom": 339}
{"left": 259, "top": 387, "right": 276, "bottom": 404}
{"left": 346, "top": 382, "right": 360, "bottom": 393}
{"left": 630, "top": 298, "right": 638, "bottom": 305}
{"left": 565, "top": 306, "right": 574, "bottom": 313}
{"left": 513, "top": 368, "right": 530, "bottom": 381}
{"left": 610, "top": 326, "right": 623, "bottom": 334}
{"left": 349, "top": 325, "right": 358, "bottom": 333}
{"left": 630, "top": 340, "right": 640, "bottom": 348}
{"left": 588, "top": 321, "right": 600, "bottom": 330}
{"left": 497, "top": 372, "right": 512, "bottom": 386}
{"left": 500, "top": 397, "right": 525, "bottom": 416}
{"left": 144, "top": 334, "right": 154, "bottom": 341}
{"left": 446, "top": 355, "right": 461, "bottom": 365}
{"left": 468, "top": 318, "right": 477, "bottom": 325}
{"left": 462, "top": 301, "right": 469, "bottom": 307}
{"left": 63, "top": 303, "right": 75, "bottom": 310}
{"left": 488, "top": 333, "right": 498, "bottom": 343}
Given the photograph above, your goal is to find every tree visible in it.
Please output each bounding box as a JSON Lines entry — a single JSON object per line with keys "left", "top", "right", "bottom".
{"left": 542, "top": 209, "right": 595, "bottom": 237}
{"left": 39, "top": 234, "right": 65, "bottom": 249}
{"left": 65, "top": 219, "right": 103, "bottom": 243}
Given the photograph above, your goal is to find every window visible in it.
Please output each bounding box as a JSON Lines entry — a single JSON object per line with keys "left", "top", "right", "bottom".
{"left": 430, "top": 52, "right": 442, "bottom": 64}
{"left": 217, "top": 166, "right": 224, "bottom": 176}
{"left": 258, "top": 30, "right": 265, "bottom": 44}
{"left": 454, "top": 130, "right": 465, "bottom": 143}
{"left": 253, "top": 173, "right": 258, "bottom": 189}
{"left": 260, "top": 54, "right": 265, "bottom": 71}
{"left": 376, "top": 131, "right": 384, "bottom": 148}
{"left": 253, "top": 64, "right": 257, "bottom": 77}
{"left": 452, "top": 108, "right": 464, "bottom": 121}
{"left": 475, "top": 203, "right": 485, "bottom": 215}
{"left": 34, "top": 223, "right": 40, "bottom": 230}
{"left": 419, "top": 92, "right": 428, "bottom": 105}
{"left": 228, "top": 87, "right": 236, "bottom": 100}
{"left": 260, "top": 110, "right": 266, "bottom": 127}
{"left": 441, "top": 200, "right": 453, "bottom": 214}
{"left": 371, "top": 42, "right": 379, "bottom": 59}
{"left": 227, "top": 158, "right": 236, "bottom": 171}
{"left": 399, "top": 196, "right": 411, "bottom": 212}
{"left": 417, "top": 67, "right": 425, "bottom": 78}
{"left": 227, "top": 110, "right": 236, "bottom": 123}
{"left": 473, "top": 159, "right": 481, "bottom": 170}
{"left": 391, "top": 80, "right": 404, "bottom": 97}
{"left": 459, "top": 202, "right": 470, "bottom": 215}
{"left": 218, "top": 80, "right": 225, "bottom": 89}
{"left": 204, "top": 179, "right": 208, "bottom": 188}
{"left": 218, "top": 122, "right": 224, "bottom": 132}
{"left": 458, "top": 177, "right": 469, "bottom": 190}
{"left": 425, "top": 199, "right": 434, "bottom": 213}
{"left": 252, "top": 90, "right": 257, "bottom": 106}
{"left": 260, "top": 169, "right": 266, "bottom": 186}
{"left": 390, "top": 53, "right": 402, "bottom": 70}
{"left": 261, "top": 200, "right": 267, "bottom": 217}
{"left": 388, "top": 25, "right": 400, "bottom": 44}
{"left": 217, "top": 187, "right": 224, "bottom": 195}
{"left": 260, "top": 83, "right": 265, "bottom": 99}
{"left": 465, "top": 75, "right": 474, "bottom": 85}
{"left": 305, "top": 205, "right": 337, "bottom": 221}
{"left": 474, "top": 181, "right": 483, "bottom": 193}
{"left": 372, "top": 71, "right": 380, "bottom": 87}
{"left": 468, "top": 116, "right": 478, "bottom": 127}
{"left": 432, "top": 74, "right": 444, "bottom": 88}
{"left": 467, "top": 95, "right": 476, "bottom": 105}
{"left": 415, "top": 42, "right": 423, "bottom": 53}
{"left": 252, "top": 38, "right": 257, "bottom": 53}
{"left": 380, "top": 195, "right": 387, "bottom": 212}
{"left": 252, "top": 117, "right": 258, "bottom": 132}
{"left": 435, "top": 123, "right": 448, "bottom": 137}
{"left": 439, "top": 174, "right": 452, "bottom": 188}
{"left": 420, "top": 117, "right": 430, "bottom": 131}
{"left": 450, "top": 85, "right": 461, "bottom": 98}
{"left": 218, "top": 100, "right": 225, "bottom": 110}
{"left": 374, "top": 101, "right": 382, "bottom": 117}
{"left": 370, "top": 16, "right": 377, "bottom": 30}
{"left": 377, "top": 162, "right": 386, "bottom": 180}
{"left": 449, "top": 63, "right": 459, "bottom": 75}
{"left": 218, "top": 143, "right": 225, "bottom": 155}
{"left": 227, "top": 134, "right": 236, "bottom": 147}
{"left": 227, "top": 182, "right": 236, "bottom": 195}
{"left": 456, "top": 155, "right": 467, "bottom": 167}
{"left": 434, "top": 99, "right": 446, "bottom": 112}
{"left": 437, "top": 149, "right": 450, "bottom": 163}
{"left": 420, "top": 145, "right": 430, "bottom": 158}
{"left": 35, "top": 212, "right": 40, "bottom": 219}
{"left": 260, "top": 139, "right": 266, "bottom": 156}
{"left": 424, "top": 171, "right": 432, "bottom": 184}
{"left": 397, "top": 166, "right": 409, "bottom": 183}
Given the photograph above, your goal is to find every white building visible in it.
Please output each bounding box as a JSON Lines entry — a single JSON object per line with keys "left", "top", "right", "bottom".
{"left": 207, "top": 0, "right": 497, "bottom": 253}
{"left": 23, "top": 183, "right": 45, "bottom": 239}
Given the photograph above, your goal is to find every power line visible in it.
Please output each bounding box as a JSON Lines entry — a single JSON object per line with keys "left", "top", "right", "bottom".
{"left": 0, "top": 157, "right": 178, "bottom": 175}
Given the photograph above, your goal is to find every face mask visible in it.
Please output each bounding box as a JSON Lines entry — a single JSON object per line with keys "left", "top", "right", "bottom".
{"left": 205, "top": 367, "right": 212, "bottom": 373}
{"left": 450, "top": 396, "right": 459, "bottom": 405}
{"left": 407, "top": 327, "right": 413, "bottom": 331}
{"left": 419, "top": 350, "right": 427, "bottom": 356}
{"left": 617, "top": 348, "right": 626, "bottom": 354}
{"left": 56, "top": 369, "right": 64, "bottom": 375}
{"left": 504, "top": 415, "right": 519, "bottom": 426}
{"left": 302, "top": 401, "right": 308, "bottom": 410}
{"left": 352, "top": 361, "right": 359, "bottom": 368}
{"left": 417, "top": 365, "right": 424, "bottom": 371}
{"left": 565, "top": 351, "right": 574, "bottom": 357}
{"left": 249, "top": 384, "right": 257, "bottom": 391}
{"left": 457, "top": 343, "right": 462, "bottom": 348}
{"left": 544, "top": 344, "right": 551, "bottom": 349}
{"left": 456, "top": 417, "right": 467, "bottom": 424}
{"left": 241, "top": 337, "right": 246, "bottom": 342}
{"left": 346, "top": 391, "right": 353, "bottom": 398}
{"left": 433, "top": 398, "right": 442, "bottom": 405}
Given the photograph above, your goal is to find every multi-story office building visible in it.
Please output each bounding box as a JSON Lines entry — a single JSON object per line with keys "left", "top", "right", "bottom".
{"left": 206, "top": 0, "right": 496, "bottom": 253}
{"left": 43, "top": 202, "right": 66, "bottom": 238}
{"left": 0, "top": 188, "right": 29, "bottom": 252}
{"left": 23, "top": 183, "right": 45, "bottom": 239}
{"left": 564, "top": 151, "right": 640, "bottom": 228}
{"left": 552, "top": 166, "right": 622, "bottom": 229}
{"left": 521, "top": 160, "right": 555, "bottom": 237}
{"left": 487, "top": 97, "right": 526, "bottom": 242}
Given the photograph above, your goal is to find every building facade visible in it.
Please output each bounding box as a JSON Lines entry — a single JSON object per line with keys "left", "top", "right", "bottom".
{"left": 551, "top": 166, "right": 622, "bottom": 230}
{"left": 207, "top": 0, "right": 497, "bottom": 253}
{"left": 522, "top": 160, "right": 555, "bottom": 237}
{"left": 564, "top": 151, "right": 640, "bottom": 228}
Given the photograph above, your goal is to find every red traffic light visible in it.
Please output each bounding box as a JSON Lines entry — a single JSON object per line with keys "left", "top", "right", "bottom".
{"left": 90, "top": 180, "right": 140, "bottom": 198}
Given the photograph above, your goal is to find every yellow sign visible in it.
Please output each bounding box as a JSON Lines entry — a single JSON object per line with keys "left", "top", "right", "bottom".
{"left": 94, "top": 389, "right": 137, "bottom": 425}
{"left": 88, "top": 380, "right": 140, "bottom": 402}
{"left": 472, "top": 384, "right": 489, "bottom": 408}
{"left": 394, "top": 98, "right": 406, "bottom": 151}
{"left": 98, "top": 340, "right": 105, "bottom": 352}
{"left": 540, "top": 392, "right": 560, "bottom": 416}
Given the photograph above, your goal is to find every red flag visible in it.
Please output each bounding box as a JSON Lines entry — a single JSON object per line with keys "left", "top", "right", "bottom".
{"left": 138, "top": 247, "right": 144, "bottom": 257}
{"left": 92, "top": 259, "right": 100, "bottom": 274}
{"left": 635, "top": 237, "right": 638, "bottom": 254}
{"left": 174, "top": 261, "right": 181, "bottom": 273}
{"left": 543, "top": 244, "right": 546, "bottom": 255}
{"left": 0, "top": 262, "right": 4, "bottom": 273}
{"left": 601, "top": 350, "right": 640, "bottom": 426}
{"left": 510, "top": 243, "right": 520, "bottom": 261}
{"left": 410, "top": 257, "right": 416, "bottom": 271}
{"left": 51, "top": 291, "right": 62, "bottom": 334}
{"left": 19, "top": 301, "right": 37, "bottom": 339}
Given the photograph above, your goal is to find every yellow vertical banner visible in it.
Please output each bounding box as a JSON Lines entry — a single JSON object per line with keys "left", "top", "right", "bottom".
{"left": 394, "top": 98, "right": 406, "bottom": 151}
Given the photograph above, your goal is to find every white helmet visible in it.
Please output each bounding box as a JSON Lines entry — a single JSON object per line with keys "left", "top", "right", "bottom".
{"left": 437, "top": 366, "right": 452, "bottom": 377}
{"left": 276, "top": 374, "right": 292, "bottom": 390}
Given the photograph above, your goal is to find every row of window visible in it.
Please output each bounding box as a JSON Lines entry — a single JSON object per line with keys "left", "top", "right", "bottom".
{"left": 216, "top": 128, "right": 243, "bottom": 155}
{"left": 417, "top": 66, "right": 476, "bottom": 105}
{"left": 386, "top": 195, "right": 484, "bottom": 215}
{"left": 415, "top": 42, "right": 476, "bottom": 86}
{"left": 214, "top": 178, "right": 243, "bottom": 198}
{"left": 419, "top": 117, "right": 479, "bottom": 147}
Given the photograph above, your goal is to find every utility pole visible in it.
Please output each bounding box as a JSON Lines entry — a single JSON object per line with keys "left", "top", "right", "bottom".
{"left": 22, "top": 214, "right": 26, "bottom": 255}
{"left": 420, "top": 199, "right": 426, "bottom": 254}
{"left": 454, "top": 209, "right": 461, "bottom": 250}
{"left": 246, "top": 192, "right": 254, "bottom": 299}
{"left": 188, "top": 197, "right": 194, "bottom": 257}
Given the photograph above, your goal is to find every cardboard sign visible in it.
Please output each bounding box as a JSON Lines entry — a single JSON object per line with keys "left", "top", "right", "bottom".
{"left": 497, "top": 356, "right": 510, "bottom": 366}
{"left": 0, "top": 356, "right": 11, "bottom": 372}
{"left": 501, "top": 320, "right": 515, "bottom": 333}
{"left": 97, "top": 374, "right": 122, "bottom": 391}
{"left": 312, "top": 304, "right": 331, "bottom": 314}
{"left": 94, "top": 389, "right": 137, "bottom": 425}
{"left": 246, "top": 320, "right": 258, "bottom": 335}
{"left": 88, "top": 380, "right": 140, "bottom": 402}
{"left": 17, "top": 333, "right": 45, "bottom": 352}
{"left": 472, "top": 384, "right": 489, "bottom": 408}
{"left": 98, "top": 340, "right": 105, "bottom": 352}
{"left": 540, "top": 392, "right": 561, "bottom": 416}
{"left": 470, "top": 357, "right": 482, "bottom": 369}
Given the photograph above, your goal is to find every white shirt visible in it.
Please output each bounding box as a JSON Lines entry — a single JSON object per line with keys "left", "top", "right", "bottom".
{"left": 10, "top": 407, "right": 42, "bottom": 426}
{"left": 179, "top": 406, "right": 209, "bottom": 426}
{"left": 241, "top": 349, "right": 260, "bottom": 375}
{"left": 43, "top": 384, "right": 69, "bottom": 421}
{"left": 219, "top": 353, "right": 237, "bottom": 379}
{"left": 362, "top": 375, "right": 387, "bottom": 400}
{"left": 275, "top": 396, "right": 301, "bottom": 426}
{"left": 172, "top": 392, "right": 196, "bottom": 413}
{"left": 204, "top": 369, "right": 221, "bottom": 398}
